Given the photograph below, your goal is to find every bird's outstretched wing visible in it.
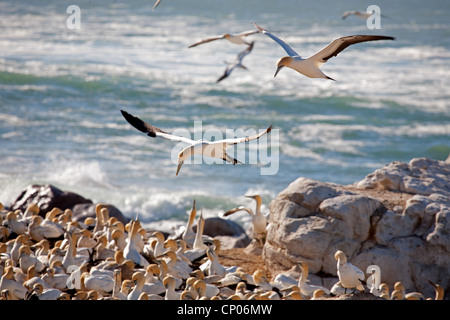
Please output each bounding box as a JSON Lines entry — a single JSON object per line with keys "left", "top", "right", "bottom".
{"left": 216, "top": 65, "right": 234, "bottom": 82}
{"left": 223, "top": 206, "right": 252, "bottom": 217}
{"left": 308, "top": 35, "right": 395, "bottom": 66}
{"left": 153, "top": 0, "right": 161, "bottom": 9}
{"left": 252, "top": 22, "right": 300, "bottom": 57}
{"left": 121, "top": 110, "right": 195, "bottom": 144}
{"left": 216, "top": 42, "right": 254, "bottom": 82}
{"left": 188, "top": 35, "right": 226, "bottom": 48}
{"left": 235, "top": 30, "right": 260, "bottom": 37}
{"left": 237, "top": 41, "right": 254, "bottom": 60}
{"left": 342, "top": 11, "right": 357, "bottom": 19}
{"left": 216, "top": 124, "right": 273, "bottom": 146}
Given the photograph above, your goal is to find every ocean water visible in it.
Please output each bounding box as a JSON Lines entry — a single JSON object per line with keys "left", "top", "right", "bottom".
{"left": 1, "top": 0, "right": 449, "bottom": 231}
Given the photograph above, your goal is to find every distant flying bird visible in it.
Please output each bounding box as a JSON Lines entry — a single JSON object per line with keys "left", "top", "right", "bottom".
{"left": 120, "top": 110, "right": 272, "bottom": 176}
{"left": 342, "top": 10, "right": 372, "bottom": 20}
{"left": 342, "top": 10, "right": 387, "bottom": 20}
{"left": 251, "top": 21, "right": 394, "bottom": 80}
{"left": 153, "top": 0, "right": 161, "bottom": 10}
{"left": 217, "top": 41, "right": 254, "bottom": 82}
{"left": 188, "top": 30, "right": 260, "bottom": 48}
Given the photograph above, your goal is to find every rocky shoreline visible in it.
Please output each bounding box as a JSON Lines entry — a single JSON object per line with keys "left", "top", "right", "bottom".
{"left": 1, "top": 157, "right": 448, "bottom": 300}
{"left": 263, "top": 157, "right": 449, "bottom": 299}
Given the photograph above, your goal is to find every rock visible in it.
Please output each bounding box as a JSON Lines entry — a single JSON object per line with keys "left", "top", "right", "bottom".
{"left": 195, "top": 217, "right": 251, "bottom": 249}
{"left": 264, "top": 158, "right": 450, "bottom": 299}
{"left": 72, "top": 203, "right": 129, "bottom": 225}
{"left": 9, "top": 184, "right": 129, "bottom": 225}
{"left": 10, "top": 184, "right": 92, "bottom": 215}
{"left": 356, "top": 157, "right": 450, "bottom": 197}
{"left": 215, "top": 233, "right": 251, "bottom": 250}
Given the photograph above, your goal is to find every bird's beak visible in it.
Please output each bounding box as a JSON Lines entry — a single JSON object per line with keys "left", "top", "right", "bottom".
{"left": 176, "top": 161, "right": 184, "bottom": 176}
{"left": 274, "top": 65, "right": 284, "bottom": 78}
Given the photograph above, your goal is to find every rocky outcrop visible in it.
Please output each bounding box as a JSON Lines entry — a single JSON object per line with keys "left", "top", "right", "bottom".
{"left": 263, "top": 158, "right": 450, "bottom": 299}
{"left": 11, "top": 184, "right": 92, "bottom": 215}
{"left": 198, "top": 217, "right": 251, "bottom": 249}
{"left": 71, "top": 203, "right": 129, "bottom": 225}
{"left": 10, "top": 184, "right": 129, "bottom": 224}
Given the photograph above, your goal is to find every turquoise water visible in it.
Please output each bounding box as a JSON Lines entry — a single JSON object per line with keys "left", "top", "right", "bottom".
{"left": 1, "top": 0, "right": 449, "bottom": 230}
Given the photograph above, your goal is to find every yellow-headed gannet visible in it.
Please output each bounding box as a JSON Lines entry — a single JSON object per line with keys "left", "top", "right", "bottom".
{"left": 123, "top": 219, "right": 150, "bottom": 268}
{"left": 41, "top": 267, "right": 69, "bottom": 291}
{"left": 6, "top": 211, "right": 27, "bottom": 235}
{"left": 189, "top": 30, "right": 260, "bottom": 48}
{"left": 379, "top": 283, "right": 390, "bottom": 300}
{"left": 194, "top": 279, "right": 220, "bottom": 299}
{"left": 252, "top": 22, "right": 394, "bottom": 80}
{"left": 28, "top": 215, "right": 64, "bottom": 242}
{"left": 204, "top": 247, "right": 226, "bottom": 278}
{"left": 127, "top": 272, "right": 146, "bottom": 300}
{"left": 182, "top": 200, "right": 197, "bottom": 248}
{"left": 81, "top": 270, "right": 114, "bottom": 297}
{"left": 192, "top": 210, "right": 208, "bottom": 251}
{"left": 223, "top": 194, "right": 267, "bottom": 245}
{"left": 28, "top": 283, "right": 62, "bottom": 300}
{"left": 428, "top": 280, "right": 445, "bottom": 300}
{"left": 297, "top": 261, "right": 330, "bottom": 298}
{"left": 18, "top": 245, "right": 45, "bottom": 274}
{"left": 0, "top": 266, "right": 30, "bottom": 300}
{"left": 217, "top": 41, "right": 254, "bottom": 82}
{"left": 334, "top": 250, "right": 365, "bottom": 293}
{"left": 393, "top": 281, "right": 425, "bottom": 300}
{"left": 163, "top": 275, "right": 181, "bottom": 300}
{"left": 121, "top": 110, "right": 272, "bottom": 176}
{"left": 253, "top": 269, "right": 272, "bottom": 291}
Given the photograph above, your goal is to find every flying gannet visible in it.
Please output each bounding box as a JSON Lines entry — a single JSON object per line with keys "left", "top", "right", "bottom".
{"left": 153, "top": 0, "right": 161, "bottom": 10}
{"left": 217, "top": 41, "right": 254, "bottom": 82}
{"left": 342, "top": 10, "right": 387, "bottom": 20}
{"left": 121, "top": 110, "right": 272, "bottom": 176}
{"left": 188, "top": 30, "right": 260, "bottom": 48}
{"left": 342, "top": 10, "right": 372, "bottom": 20}
{"left": 251, "top": 21, "right": 394, "bottom": 80}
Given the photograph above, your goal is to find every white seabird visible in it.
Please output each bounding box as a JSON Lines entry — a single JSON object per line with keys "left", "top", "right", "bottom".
{"left": 342, "top": 10, "right": 387, "bottom": 20}
{"left": 121, "top": 110, "right": 272, "bottom": 176}
{"left": 297, "top": 261, "right": 330, "bottom": 298}
{"left": 251, "top": 21, "right": 394, "bottom": 80}
{"left": 342, "top": 10, "right": 372, "bottom": 20}
{"left": 188, "top": 30, "right": 260, "bottom": 48}
{"left": 334, "top": 250, "right": 365, "bottom": 293}
{"left": 223, "top": 194, "right": 267, "bottom": 245}
{"left": 217, "top": 41, "right": 254, "bottom": 82}
{"left": 153, "top": 0, "right": 161, "bottom": 10}
{"left": 182, "top": 200, "right": 197, "bottom": 249}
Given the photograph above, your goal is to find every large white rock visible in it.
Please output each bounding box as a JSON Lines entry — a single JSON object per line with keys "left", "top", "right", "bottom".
{"left": 264, "top": 158, "right": 450, "bottom": 299}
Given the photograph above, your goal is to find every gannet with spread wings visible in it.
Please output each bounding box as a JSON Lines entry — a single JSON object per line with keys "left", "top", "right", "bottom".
{"left": 121, "top": 110, "right": 272, "bottom": 176}
{"left": 188, "top": 30, "right": 260, "bottom": 48}
{"left": 217, "top": 41, "right": 254, "bottom": 82}
{"left": 252, "top": 22, "right": 394, "bottom": 80}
